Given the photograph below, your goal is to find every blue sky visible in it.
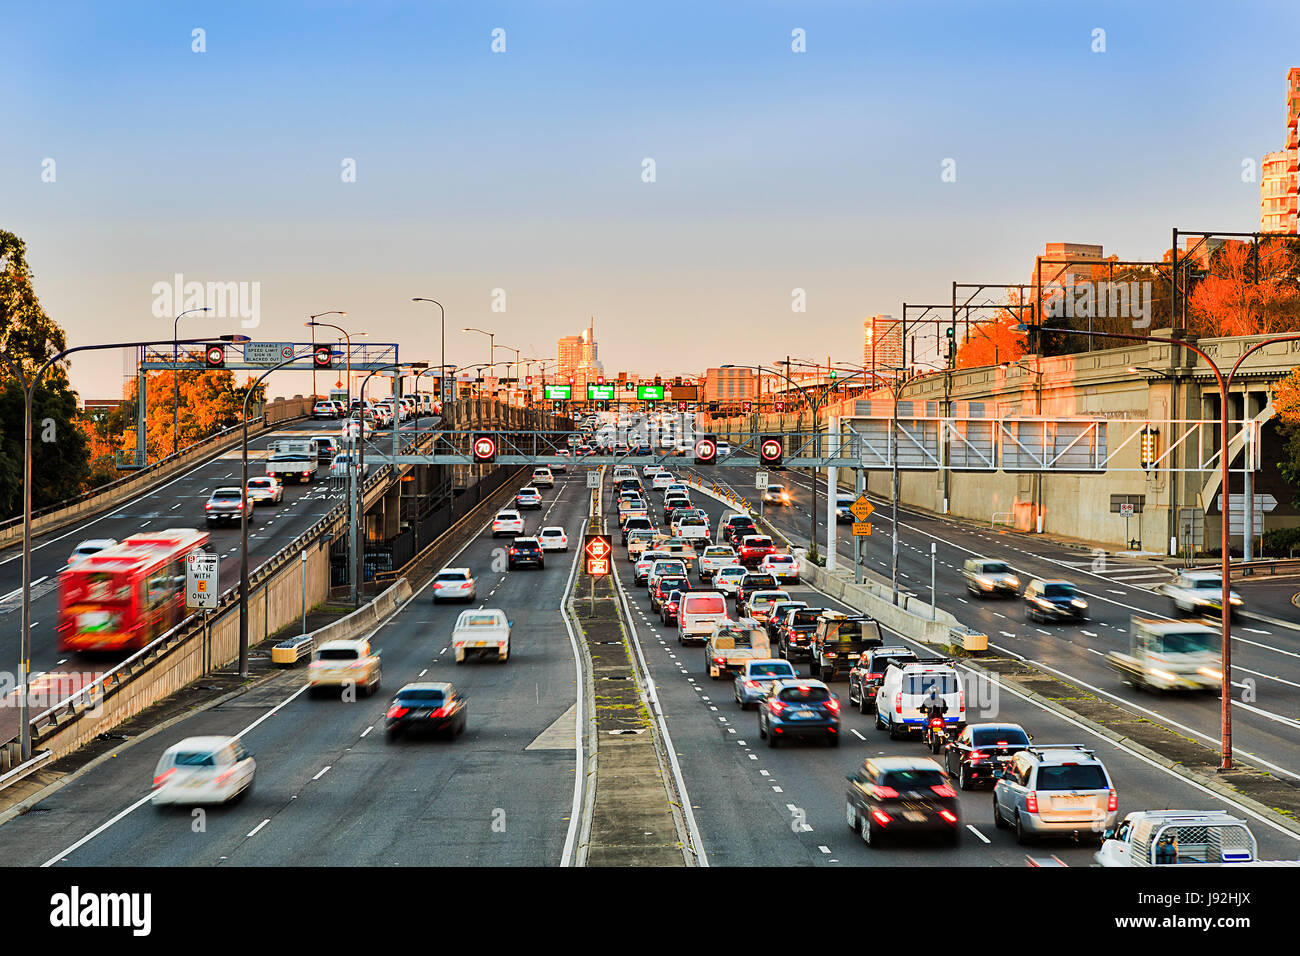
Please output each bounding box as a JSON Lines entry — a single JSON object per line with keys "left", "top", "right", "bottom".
{"left": 3, "top": 0, "right": 1299, "bottom": 396}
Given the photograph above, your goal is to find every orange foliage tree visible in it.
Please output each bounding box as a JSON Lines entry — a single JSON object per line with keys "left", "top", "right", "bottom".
{"left": 1275, "top": 367, "right": 1300, "bottom": 507}
{"left": 137, "top": 369, "right": 243, "bottom": 463}
{"left": 1187, "top": 241, "right": 1300, "bottom": 338}
{"left": 955, "top": 312, "right": 1027, "bottom": 369}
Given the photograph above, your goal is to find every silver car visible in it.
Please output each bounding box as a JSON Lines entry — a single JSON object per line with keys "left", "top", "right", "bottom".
{"left": 733, "top": 658, "right": 797, "bottom": 709}
{"left": 993, "top": 745, "right": 1118, "bottom": 844}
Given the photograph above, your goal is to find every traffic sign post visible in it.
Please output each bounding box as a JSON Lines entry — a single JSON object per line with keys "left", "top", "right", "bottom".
{"left": 583, "top": 534, "right": 612, "bottom": 576}
{"left": 852, "top": 522, "right": 872, "bottom": 536}
{"left": 850, "top": 495, "right": 875, "bottom": 522}
{"left": 186, "top": 550, "right": 219, "bottom": 610}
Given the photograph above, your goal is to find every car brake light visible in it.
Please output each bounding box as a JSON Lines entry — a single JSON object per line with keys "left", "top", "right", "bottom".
{"left": 429, "top": 707, "right": 447, "bottom": 718}
{"left": 1025, "top": 791, "right": 1039, "bottom": 814}
{"left": 871, "top": 785, "right": 899, "bottom": 799}
{"left": 968, "top": 750, "right": 985, "bottom": 762}
{"left": 931, "top": 784, "right": 957, "bottom": 798}
{"left": 871, "top": 809, "right": 892, "bottom": 826}
{"left": 768, "top": 700, "right": 786, "bottom": 714}
{"left": 712, "top": 656, "right": 725, "bottom": 665}
{"left": 509, "top": 548, "right": 518, "bottom": 554}
{"left": 386, "top": 706, "right": 408, "bottom": 719}
{"left": 959, "top": 689, "right": 965, "bottom": 713}
{"left": 152, "top": 768, "right": 176, "bottom": 789}
{"left": 825, "top": 697, "right": 840, "bottom": 713}
{"left": 894, "top": 692, "right": 902, "bottom": 715}
{"left": 1107, "top": 789, "right": 1118, "bottom": 812}
{"left": 938, "top": 809, "right": 958, "bottom": 824}
{"left": 866, "top": 672, "right": 882, "bottom": 680}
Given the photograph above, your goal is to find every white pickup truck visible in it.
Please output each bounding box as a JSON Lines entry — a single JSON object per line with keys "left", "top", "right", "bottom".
{"left": 308, "top": 638, "right": 382, "bottom": 697}
{"left": 1160, "top": 570, "right": 1243, "bottom": 619}
{"left": 672, "top": 514, "right": 710, "bottom": 549}
{"left": 451, "top": 608, "right": 511, "bottom": 664}
{"left": 1095, "top": 810, "right": 1261, "bottom": 867}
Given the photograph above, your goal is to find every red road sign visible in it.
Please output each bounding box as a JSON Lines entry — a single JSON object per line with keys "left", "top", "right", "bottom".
{"left": 472, "top": 436, "right": 496, "bottom": 463}
{"left": 584, "top": 534, "right": 612, "bottom": 576}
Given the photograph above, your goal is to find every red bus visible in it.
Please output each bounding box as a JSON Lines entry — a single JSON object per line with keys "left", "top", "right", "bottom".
{"left": 57, "top": 528, "right": 210, "bottom": 653}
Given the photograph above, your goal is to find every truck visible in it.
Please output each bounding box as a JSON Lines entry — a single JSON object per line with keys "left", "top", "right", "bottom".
{"left": 671, "top": 513, "right": 711, "bottom": 549}
{"left": 265, "top": 439, "right": 319, "bottom": 484}
{"left": 704, "top": 618, "right": 771, "bottom": 680}
{"left": 451, "top": 608, "right": 511, "bottom": 664}
{"left": 1106, "top": 617, "right": 1222, "bottom": 692}
{"left": 1095, "top": 811, "right": 1260, "bottom": 867}
{"left": 808, "top": 610, "right": 883, "bottom": 682}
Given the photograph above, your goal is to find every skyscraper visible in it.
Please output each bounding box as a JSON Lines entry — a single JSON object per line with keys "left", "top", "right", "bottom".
{"left": 1259, "top": 68, "right": 1299, "bottom": 235}
{"left": 558, "top": 318, "right": 604, "bottom": 390}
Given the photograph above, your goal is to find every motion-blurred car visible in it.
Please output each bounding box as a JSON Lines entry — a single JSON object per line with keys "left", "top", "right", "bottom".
{"left": 492, "top": 510, "right": 525, "bottom": 537}
{"left": 308, "top": 638, "right": 382, "bottom": 697}
{"left": 762, "top": 483, "right": 791, "bottom": 505}
{"left": 962, "top": 558, "right": 1021, "bottom": 598}
{"left": 152, "top": 736, "right": 255, "bottom": 807}
{"left": 757, "top": 679, "right": 840, "bottom": 748}
{"left": 846, "top": 757, "right": 960, "bottom": 847}
{"left": 67, "top": 539, "right": 117, "bottom": 566}
{"left": 385, "top": 682, "right": 468, "bottom": 741}
{"left": 431, "top": 567, "right": 476, "bottom": 603}
{"left": 204, "top": 487, "right": 253, "bottom": 526}
{"left": 1023, "top": 578, "right": 1089, "bottom": 623}
{"left": 538, "top": 526, "right": 569, "bottom": 551}
{"left": 733, "top": 658, "right": 797, "bottom": 709}
{"left": 245, "top": 476, "right": 284, "bottom": 505}
{"left": 551, "top": 450, "right": 569, "bottom": 471}
{"left": 1161, "top": 570, "right": 1243, "bottom": 619}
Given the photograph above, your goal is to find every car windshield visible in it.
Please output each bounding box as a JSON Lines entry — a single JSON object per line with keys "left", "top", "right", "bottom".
{"left": 750, "top": 663, "right": 795, "bottom": 678}
{"left": 434, "top": 572, "right": 468, "bottom": 582}
{"left": 791, "top": 610, "right": 821, "bottom": 627}
{"left": 684, "top": 595, "right": 726, "bottom": 614}
{"left": 743, "top": 537, "right": 773, "bottom": 548}
{"left": 1158, "top": 631, "right": 1215, "bottom": 654}
{"left": 766, "top": 555, "right": 793, "bottom": 565}
{"left": 904, "top": 674, "right": 959, "bottom": 695}
{"left": 971, "top": 727, "right": 1030, "bottom": 747}
{"left": 659, "top": 577, "right": 689, "bottom": 591}
{"left": 880, "top": 769, "right": 945, "bottom": 789}
{"left": 397, "top": 689, "right": 445, "bottom": 703}
{"left": 1035, "top": 764, "right": 1108, "bottom": 791}
{"left": 248, "top": 479, "right": 272, "bottom": 488}
{"left": 778, "top": 686, "right": 830, "bottom": 703}
{"left": 172, "top": 751, "right": 217, "bottom": 768}
{"left": 1042, "top": 584, "right": 1075, "bottom": 598}
{"left": 212, "top": 490, "right": 240, "bottom": 500}
{"left": 1192, "top": 578, "right": 1222, "bottom": 590}
{"left": 981, "top": 562, "right": 1011, "bottom": 574}
{"left": 743, "top": 575, "right": 776, "bottom": 587}
{"left": 827, "top": 620, "right": 875, "bottom": 643}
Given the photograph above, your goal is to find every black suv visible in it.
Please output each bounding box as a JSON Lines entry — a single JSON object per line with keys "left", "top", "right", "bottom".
{"left": 846, "top": 757, "right": 961, "bottom": 847}
{"left": 721, "top": 515, "right": 758, "bottom": 546}
{"left": 848, "top": 646, "right": 919, "bottom": 714}
{"left": 507, "top": 537, "right": 545, "bottom": 569}
{"left": 776, "top": 606, "right": 825, "bottom": 661}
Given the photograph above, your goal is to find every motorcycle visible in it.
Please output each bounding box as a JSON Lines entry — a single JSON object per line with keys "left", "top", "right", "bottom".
{"left": 923, "top": 715, "right": 949, "bottom": 754}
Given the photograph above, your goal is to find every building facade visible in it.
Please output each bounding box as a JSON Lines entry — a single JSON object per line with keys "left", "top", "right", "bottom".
{"left": 1259, "top": 68, "right": 1299, "bottom": 235}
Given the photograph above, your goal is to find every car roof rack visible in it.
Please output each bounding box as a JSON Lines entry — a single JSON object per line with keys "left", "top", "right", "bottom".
{"left": 1026, "top": 744, "right": 1097, "bottom": 758}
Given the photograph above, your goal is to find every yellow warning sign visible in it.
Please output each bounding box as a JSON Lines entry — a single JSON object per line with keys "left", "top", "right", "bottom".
{"left": 850, "top": 495, "right": 874, "bottom": 521}
{"left": 852, "top": 522, "right": 872, "bottom": 536}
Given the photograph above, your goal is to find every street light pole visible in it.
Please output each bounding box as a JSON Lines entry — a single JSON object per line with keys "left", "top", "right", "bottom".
{"left": 172, "top": 307, "right": 212, "bottom": 457}
{"left": 306, "top": 311, "right": 350, "bottom": 403}
{"left": 412, "top": 298, "right": 447, "bottom": 402}
{"left": 2, "top": 334, "right": 244, "bottom": 760}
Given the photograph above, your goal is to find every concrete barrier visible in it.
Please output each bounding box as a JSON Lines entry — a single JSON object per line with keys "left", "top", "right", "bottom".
{"left": 306, "top": 579, "right": 413, "bottom": 649}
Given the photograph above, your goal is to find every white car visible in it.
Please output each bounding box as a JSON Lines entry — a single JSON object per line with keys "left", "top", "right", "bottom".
{"left": 762, "top": 483, "right": 791, "bottom": 506}
{"left": 1162, "top": 570, "right": 1243, "bottom": 618}
{"left": 342, "top": 418, "right": 371, "bottom": 440}
{"left": 651, "top": 473, "right": 675, "bottom": 491}
{"left": 531, "top": 467, "right": 555, "bottom": 488}
{"left": 152, "top": 736, "right": 255, "bottom": 807}
{"left": 313, "top": 401, "right": 337, "bottom": 419}
{"left": 713, "top": 565, "right": 748, "bottom": 599}
{"left": 329, "top": 453, "right": 364, "bottom": 478}
{"left": 245, "top": 476, "right": 284, "bottom": 505}
{"left": 552, "top": 451, "right": 569, "bottom": 472}
{"left": 452, "top": 608, "right": 511, "bottom": 664}
{"left": 431, "top": 567, "right": 476, "bottom": 603}
{"left": 760, "top": 553, "right": 800, "bottom": 583}
{"left": 539, "top": 527, "right": 569, "bottom": 551}
{"left": 515, "top": 487, "right": 543, "bottom": 510}
{"left": 492, "top": 510, "right": 525, "bottom": 537}
{"left": 716, "top": 441, "right": 732, "bottom": 458}
{"left": 68, "top": 539, "right": 117, "bottom": 566}
{"left": 697, "top": 545, "right": 737, "bottom": 581}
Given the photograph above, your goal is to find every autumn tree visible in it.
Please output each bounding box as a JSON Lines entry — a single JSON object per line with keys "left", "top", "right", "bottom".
{"left": 0, "top": 230, "right": 90, "bottom": 516}
{"left": 955, "top": 292, "right": 1029, "bottom": 369}
{"left": 137, "top": 369, "right": 244, "bottom": 463}
{"left": 1274, "top": 366, "right": 1300, "bottom": 508}
{"left": 1186, "top": 240, "right": 1300, "bottom": 338}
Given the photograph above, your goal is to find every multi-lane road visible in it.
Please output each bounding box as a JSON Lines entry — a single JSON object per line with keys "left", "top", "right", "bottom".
{"left": 6, "top": 456, "right": 1298, "bottom": 868}
{"left": 690, "top": 462, "right": 1300, "bottom": 786}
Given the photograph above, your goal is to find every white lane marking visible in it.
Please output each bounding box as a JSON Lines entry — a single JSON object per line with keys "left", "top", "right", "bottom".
{"left": 1081, "top": 630, "right": 1098, "bottom": 637}
{"left": 418, "top": 668, "right": 427, "bottom": 678}
{"left": 1, "top": 576, "right": 47, "bottom": 602}
{"left": 360, "top": 725, "right": 373, "bottom": 738}
{"left": 818, "top": 845, "right": 831, "bottom": 854}
{"left": 967, "top": 825, "right": 991, "bottom": 844}
{"left": 312, "top": 766, "right": 331, "bottom": 781}
{"left": 851, "top": 728, "right": 866, "bottom": 740}
{"left": 247, "top": 819, "right": 270, "bottom": 837}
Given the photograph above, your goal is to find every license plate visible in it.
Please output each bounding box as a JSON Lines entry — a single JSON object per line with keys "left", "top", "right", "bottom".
{"left": 791, "top": 710, "right": 814, "bottom": 719}
{"left": 903, "top": 811, "right": 926, "bottom": 822}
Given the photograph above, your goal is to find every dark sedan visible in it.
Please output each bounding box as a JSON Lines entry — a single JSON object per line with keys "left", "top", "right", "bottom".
{"left": 847, "top": 646, "right": 919, "bottom": 714}
{"left": 385, "top": 682, "right": 468, "bottom": 741}
{"left": 1023, "top": 579, "right": 1089, "bottom": 623}
{"left": 661, "top": 588, "right": 687, "bottom": 625}
{"left": 942, "top": 722, "right": 1031, "bottom": 790}
{"left": 757, "top": 679, "right": 841, "bottom": 748}
{"left": 846, "top": 757, "right": 961, "bottom": 847}
{"left": 508, "top": 537, "right": 545, "bottom": 569}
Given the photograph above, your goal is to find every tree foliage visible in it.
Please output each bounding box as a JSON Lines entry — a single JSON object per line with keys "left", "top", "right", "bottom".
{"left": 1274, "top": 366, "right": 1300, "bottom": 507}
{"left": 1187, "top": 240, "right": 1300, "bottom": 338}
{"left": 137, "top": 369, "right": 244, "bottom": 463}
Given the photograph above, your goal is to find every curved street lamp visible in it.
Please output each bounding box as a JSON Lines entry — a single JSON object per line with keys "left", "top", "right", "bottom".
{"left": 305, "top": 311, "right": 349, "bottom": 402}
{"left": 172, "top": 307, "right": 212, "bottom": 456}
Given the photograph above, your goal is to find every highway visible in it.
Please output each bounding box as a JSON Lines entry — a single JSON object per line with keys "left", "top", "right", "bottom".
{"left": 0, "top": 463, "right": 587, "bottom": 866}
{"left": 686, "top": 462, "right": 1300, "bottom": 786}
{"left": 0, "top": 415, "right": 431, "bottom": 741}
{"left": 605, "top": 471, "right": 1300, "bottom": 865}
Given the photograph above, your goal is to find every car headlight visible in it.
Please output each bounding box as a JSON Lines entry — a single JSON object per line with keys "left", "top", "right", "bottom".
{"left": 1071, "top": 598, "right": 1087, "bottom": 609}
{"left": 976, "top": 576, "right": 993, "bottom": 588}
{"left": 1035, "top": 597, "right": 1053, "bottom": 608}
{"left": 1006, "top": 576, "right": 1020, "bottom": 588}
{"left": 1229, "top": 597, "right": 1242, "bottom": 606}
{"left": 1197, "top": 667, "right": 1223, "bottom": 680}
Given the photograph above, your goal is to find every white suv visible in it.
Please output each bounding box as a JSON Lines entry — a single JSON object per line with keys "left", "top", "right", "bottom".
{"left": 874, "top": 660, "right": 964, "bottom": 740}
{"left": 492, "top": 510, "right": 525, "bottom": 537}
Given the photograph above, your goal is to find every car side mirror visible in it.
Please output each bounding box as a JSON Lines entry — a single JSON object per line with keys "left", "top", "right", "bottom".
{"left": 508, "top": 620, "right": 514, "bottom": 627}
{"left": 1103, "top": 828, "right": 1115, "bottom": 840}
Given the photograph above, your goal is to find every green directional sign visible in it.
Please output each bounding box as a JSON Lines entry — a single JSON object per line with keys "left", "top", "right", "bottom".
{"left": 637, "top": 385, "right": 665, "bottom": 401}
{"left": 587, "top": 384, "right": 616, "bottom": 400}
{"left": 544, "top": 384, "right": 572, "bottom": 400}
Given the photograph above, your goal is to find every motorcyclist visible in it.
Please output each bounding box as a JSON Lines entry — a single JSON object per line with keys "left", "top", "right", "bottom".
{"left": 922, "top": 683, "right": 948, "bottom": 745}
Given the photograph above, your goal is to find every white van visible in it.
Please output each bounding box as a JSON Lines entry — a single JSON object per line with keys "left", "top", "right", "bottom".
{"left": 677, "top": 590, "right": 730, "bottom": 646}
{"left": 874, "top": 660, "right": 964, "bottom": 740}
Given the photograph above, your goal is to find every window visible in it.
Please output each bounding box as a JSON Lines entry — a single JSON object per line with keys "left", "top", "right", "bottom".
{"left": 971, "top": 727, "right": 1030, "bottom": 747}
{"left": 778, "top": 686, "right": 830, "bottom": 703}
{"left": 880, "top": 769, "right": 945, "bottom": 790}
{"left": 904, "top": 674, "right": 959, "bottom": 695}
{"left": 1035, "top": 764, "right": 1108, "bottom": 791}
